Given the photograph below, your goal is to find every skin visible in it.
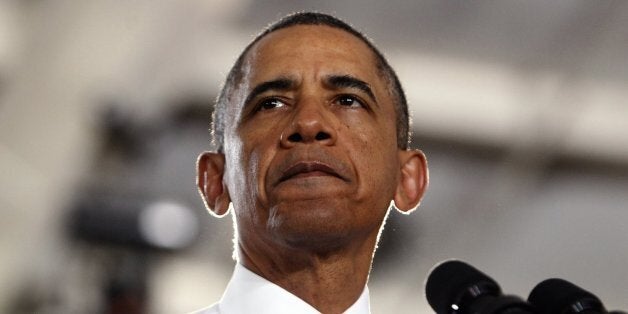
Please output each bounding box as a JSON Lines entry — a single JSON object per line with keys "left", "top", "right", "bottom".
{"left": 197, "top": 25, "right": 428, "bottom": 313}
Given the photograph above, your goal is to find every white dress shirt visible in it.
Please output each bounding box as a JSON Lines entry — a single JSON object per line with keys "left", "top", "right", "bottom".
{"left": 189, "top": 263, "right": 371, "bottom": 314}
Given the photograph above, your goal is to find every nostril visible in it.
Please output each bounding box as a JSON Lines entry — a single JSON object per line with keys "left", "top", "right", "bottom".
{"left": 288, "top": 133, "right": 302, "bottom": 142}
{"left": 315, "top": 132, "right": 330, "bottom": 141}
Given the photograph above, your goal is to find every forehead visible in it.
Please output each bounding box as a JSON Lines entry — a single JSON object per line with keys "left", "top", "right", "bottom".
{"left": 243, "top": 25, "right": 382, "bottom": 84}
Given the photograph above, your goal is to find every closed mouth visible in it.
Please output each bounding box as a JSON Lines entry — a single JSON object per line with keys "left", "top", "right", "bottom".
{"left": 278, "top": 161, "right": 347, "bottom": 184}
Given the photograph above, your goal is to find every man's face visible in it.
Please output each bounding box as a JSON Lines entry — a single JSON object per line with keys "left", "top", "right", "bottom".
{"left": 223, "top": 25, "right": 403, "bottom": 251}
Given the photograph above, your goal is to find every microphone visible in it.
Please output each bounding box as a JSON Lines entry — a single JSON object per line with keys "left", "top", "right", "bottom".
{"left": 425, "top": 260, "right": 534, "bottom": 314}
{"left": 528, "top": 278, "right": 627, "bottom": 314}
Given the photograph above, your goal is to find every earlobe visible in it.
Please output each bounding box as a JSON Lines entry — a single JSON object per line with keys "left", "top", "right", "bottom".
{"left": 196, "top": 151, "right": 231, "bottom": 217}
{"left": 393, "top": 149, "right": 429, "bottom": 214}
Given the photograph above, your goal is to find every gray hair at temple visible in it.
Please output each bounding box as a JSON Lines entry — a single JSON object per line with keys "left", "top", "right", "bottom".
{"left": 211, "top": 12, "right": 410, "bottom": 152}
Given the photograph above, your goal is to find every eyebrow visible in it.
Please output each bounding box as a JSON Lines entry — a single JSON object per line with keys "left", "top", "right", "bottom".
{"left": 244, "top": 77, "right": 296, "bottom": 107}
{"left": 325, "top": 74, "right": 377, "bottom": 105}
{"left": 243, "top": 74, "right": 378, "bottom": 107}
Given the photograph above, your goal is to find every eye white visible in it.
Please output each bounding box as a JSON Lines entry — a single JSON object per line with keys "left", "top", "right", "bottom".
{"left": 337, "top": 95, "right": 362, "bottom": 108}
{"left": 259, "top": 98, "right": 286, "bottom": 111}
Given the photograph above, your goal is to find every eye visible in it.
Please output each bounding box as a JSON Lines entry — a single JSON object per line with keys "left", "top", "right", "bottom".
{"left": 257, "top": 98, "right": 286, "bottom": 111}
{"left": 335, "top": 95, "right": 365, "bottom": 108}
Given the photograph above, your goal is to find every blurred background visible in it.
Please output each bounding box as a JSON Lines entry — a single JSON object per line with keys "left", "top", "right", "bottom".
{"left": 1, "top": 0, "right": 627, "bottom": 313}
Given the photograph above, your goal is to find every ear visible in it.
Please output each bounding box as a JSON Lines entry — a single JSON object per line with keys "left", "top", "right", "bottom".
{"left": 393, "top": 149, "right": 429, "bottom": 214}
{"left": 196, "top": 151, "right": 231, "bottom": 217}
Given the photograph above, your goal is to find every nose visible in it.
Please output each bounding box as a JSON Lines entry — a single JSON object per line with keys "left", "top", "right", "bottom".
{"left": 280, "top": 97, "right": 337, "bottom": 148}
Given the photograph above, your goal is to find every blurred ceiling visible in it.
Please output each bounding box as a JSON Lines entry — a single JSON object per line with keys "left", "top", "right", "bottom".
{"left": 1, "top": 0, "right": 627, "bottom": 165}
{"left": 235, "top": 0, "right": 628, "bottom": 165}
{"left": 243, "top": 0, "right": 628, "bottom": 81}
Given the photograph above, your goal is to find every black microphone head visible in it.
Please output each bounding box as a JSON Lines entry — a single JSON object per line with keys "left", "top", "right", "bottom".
{"left": 528, "top": 278, "right": 606, "bottom": 314}
{"left": 425, "top": 260, "right": 501, "bottom": 314}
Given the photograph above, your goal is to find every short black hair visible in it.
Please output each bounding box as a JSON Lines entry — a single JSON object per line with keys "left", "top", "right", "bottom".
{"left": 212, "top": 12, "right": 410, "bottom": 151}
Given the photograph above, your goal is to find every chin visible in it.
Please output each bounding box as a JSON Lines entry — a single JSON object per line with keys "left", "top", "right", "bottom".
{"left": 267, "top": 202, "right": 375, "bottom": 253}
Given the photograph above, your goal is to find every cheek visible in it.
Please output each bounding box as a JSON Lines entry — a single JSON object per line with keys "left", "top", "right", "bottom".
{"left": 234, "top": 124, "right": 280, "bottom": 203}
{"left": 223, "top": 134, "right": 267, "bottom": 224}
{"left": 344, "top": 118, "right": 399, "bottom": 193}
{"left": 223, "top": 136, "right": 246, "bottom": 198}
{"left": 344, "top": 114, "right": 397, "bottom": 155}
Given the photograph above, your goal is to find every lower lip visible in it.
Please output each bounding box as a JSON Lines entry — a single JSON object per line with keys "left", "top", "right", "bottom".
{"left": 288, "top": 171, "right": 334, "bottom": 180}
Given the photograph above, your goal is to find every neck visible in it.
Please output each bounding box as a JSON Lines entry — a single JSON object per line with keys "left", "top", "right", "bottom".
{"left": 238, "top": 232, "right": 378, "bottom": 314}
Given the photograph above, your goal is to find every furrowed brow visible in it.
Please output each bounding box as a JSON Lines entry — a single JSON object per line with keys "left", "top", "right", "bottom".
{"left": 244, "top": 77, "right": 295, "bottom": 106}
{"left": 326, "top": 75, "right": 377, "bottom": 105}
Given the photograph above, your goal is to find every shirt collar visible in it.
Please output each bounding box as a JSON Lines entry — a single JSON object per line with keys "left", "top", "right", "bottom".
{"left": 219, "top": 263, "right": 370, "bottom": 314}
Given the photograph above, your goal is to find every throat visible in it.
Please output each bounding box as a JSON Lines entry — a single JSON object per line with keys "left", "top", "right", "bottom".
{"left": 237, "top": 233, "right": 378, "bottom": 313}
{"left": 272, "top": 256, "right": 369, "bottom": 313}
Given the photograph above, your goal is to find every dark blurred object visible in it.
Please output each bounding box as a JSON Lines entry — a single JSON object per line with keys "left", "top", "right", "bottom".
{"left": 99, "top": 105, "right": 148, "bottom": 159}
{"left": 69, "top": 194, "right": 199, "bottom": 251}
{"left": 104, "top": 254, "right": 148, "bottom": 314}
{"left": 426, "top": 260, "right": 533, "bottom": 314}
{"left": 529, "top": 278, "right": 627, "bottom": 314}
{"left": 58, "top": 99, "right": 212, "bottom": 314}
